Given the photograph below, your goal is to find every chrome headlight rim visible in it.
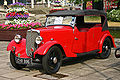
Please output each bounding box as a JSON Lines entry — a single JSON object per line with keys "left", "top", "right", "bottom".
{"left": 35, "top": 36, "right": 43, "bottom": 44}
{"left": 14, "top": 34, "right": 22, "bottom": 44}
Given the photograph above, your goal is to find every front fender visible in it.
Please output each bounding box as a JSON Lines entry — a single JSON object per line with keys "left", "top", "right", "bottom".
{"left": 34, "top": 41, "right": 58, "bottom": 56}
{"left": 98, "top": 33, "right": 116, "bottom": 53}
{"left": 7, "top": 38, "right": 26, "bottom": 51}
{"left": 7, "top": 38, "right": 29, "bottom": 58}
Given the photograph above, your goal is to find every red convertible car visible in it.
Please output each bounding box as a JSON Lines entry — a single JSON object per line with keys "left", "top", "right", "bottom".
{"left": 7, "top": 9, "right": 116, "bottom": 74}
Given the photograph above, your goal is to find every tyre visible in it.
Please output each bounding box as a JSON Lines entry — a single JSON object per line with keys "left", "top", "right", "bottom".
{"left": 10, "top": 51, "right": 26, "bottom": 70}
{"left": 42, "top": 46, "right": 62, "bottom": 74}
{"left": 99, "top": 38, "right": 111, "bottom": 59}
{"left": 115, "top": 48, "right": 120, "bottom": 58}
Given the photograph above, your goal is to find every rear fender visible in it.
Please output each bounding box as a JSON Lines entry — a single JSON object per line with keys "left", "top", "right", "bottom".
{"left": 98, "top": 34, "right": 116, "bottom": 53}
{"left": 34, "top": 41, "right": 58, "bottom": 56}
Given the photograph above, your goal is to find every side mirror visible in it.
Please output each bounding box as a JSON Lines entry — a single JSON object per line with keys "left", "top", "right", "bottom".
{"left": 115, "top": 48, "right": 120, "bottom": 58}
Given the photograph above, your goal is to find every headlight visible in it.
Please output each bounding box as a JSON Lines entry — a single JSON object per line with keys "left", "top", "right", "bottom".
{"left": 14, "top": 34, "right": 22, "bottom": 43}
{"left": 35, "top": 36, "right": 43, "bottom": 44}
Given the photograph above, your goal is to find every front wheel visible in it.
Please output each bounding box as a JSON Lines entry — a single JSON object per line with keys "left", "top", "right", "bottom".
{"left": 99, "top": 38, "right": 111, "bottom": 59}
{"left": 10, "top": 52, "right": 26, "bottom": 70}
{"left": 42, "top": 46, "right": 62, "bottom": 74}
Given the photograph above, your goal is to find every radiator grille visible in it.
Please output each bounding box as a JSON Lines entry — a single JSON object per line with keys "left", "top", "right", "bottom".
{"left": 26, "top": 30, "right": 39, "bottom": 57}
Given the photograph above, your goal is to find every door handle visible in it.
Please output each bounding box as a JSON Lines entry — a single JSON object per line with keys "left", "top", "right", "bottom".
{"left": 75, "top": 37, "right": 78, "bottom": 40}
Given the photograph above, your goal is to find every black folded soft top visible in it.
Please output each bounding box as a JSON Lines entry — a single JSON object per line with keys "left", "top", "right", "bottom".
{"left": 47, "top": 9, "right": 107, "bottom": 16}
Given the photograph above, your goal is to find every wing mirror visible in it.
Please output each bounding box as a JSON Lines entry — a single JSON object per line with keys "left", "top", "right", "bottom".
{"left": 115, "top": 48, "right": 120, "bottom": 58}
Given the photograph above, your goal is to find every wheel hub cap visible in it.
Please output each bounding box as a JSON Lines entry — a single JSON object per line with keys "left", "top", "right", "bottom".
{"left": 53, "top": 57, "right": 57, "bottom": 64}
{"left": 105, "top": 46, "right": 109, "bottom": 51}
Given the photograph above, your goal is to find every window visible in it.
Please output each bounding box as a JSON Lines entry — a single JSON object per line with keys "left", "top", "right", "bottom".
{"left": 75, "top": 15, "right": 103, "bottom": 32}
{"left": 84, "top": 16, "right": 101, "bottom": 23}
{"left": 46, "top": 16, "right": 75, "bottom": 26}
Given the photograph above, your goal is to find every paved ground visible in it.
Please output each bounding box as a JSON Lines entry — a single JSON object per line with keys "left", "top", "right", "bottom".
{"left": 0, "top": 41, "right": 120, "bottom": 80}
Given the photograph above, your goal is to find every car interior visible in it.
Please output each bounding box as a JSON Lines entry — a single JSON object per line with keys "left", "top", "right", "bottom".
{"left": 75, "top": 16, "right": 102, "bottom": 32}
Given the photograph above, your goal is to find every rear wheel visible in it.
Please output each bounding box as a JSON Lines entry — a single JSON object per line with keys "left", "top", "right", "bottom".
{"left": 42, "top": 46, "right": 62, "bottom": 74}
{"left": 99, "top": 38, "right": 111, "bottom": 59}
{"left": 10, "top": 51, "right": 26, "bottom": 70}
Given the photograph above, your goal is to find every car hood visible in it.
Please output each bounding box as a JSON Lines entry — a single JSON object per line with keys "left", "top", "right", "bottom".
{"left": 35, "top": 25, "right": 72, "bottom": 32}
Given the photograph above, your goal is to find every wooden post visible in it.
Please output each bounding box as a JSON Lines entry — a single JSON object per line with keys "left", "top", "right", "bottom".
{"left": 48, "top": 0, "right": 50, "bottom": 8}
{"left": 31, "top": 0, "right": 34, "bottom": 8}
{"left": 12, "top": 0, "right": 15, "bottom": 3}
{"left": 62, "top": 0, "right": 65, "bottom": 7}
{"left": 81, "top": 0, "right": 83, "bottom": 10}
{"left": 42, "top": 0, "right": 46, "bottom": 6}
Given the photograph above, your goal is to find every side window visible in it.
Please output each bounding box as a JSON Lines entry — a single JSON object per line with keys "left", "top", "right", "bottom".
{"left": 84, "top": 16, "right": 101, "bottom": 23}
{"left": 75, "top": 16, "right": 103, "bottom": 32}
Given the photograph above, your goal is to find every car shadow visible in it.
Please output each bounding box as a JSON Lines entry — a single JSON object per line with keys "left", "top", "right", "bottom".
{"left": 62, "top": 54, "right": 97, "bottom": 66}
{"left": 8, "top": 54, "right": 98, "bottom": 73}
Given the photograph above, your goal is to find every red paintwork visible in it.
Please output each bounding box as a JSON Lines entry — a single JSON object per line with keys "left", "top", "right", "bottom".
{"left": 7, "top": 24, "right": 116, "bottom": 58}
{"left": 7, "top": 39, "right": 30, "bottom": 58}
{"left": 36, "top": 26, "right": 77, "bottom": 57}
{"left": 98, "top": 33, "right": 116, "bottom": 53}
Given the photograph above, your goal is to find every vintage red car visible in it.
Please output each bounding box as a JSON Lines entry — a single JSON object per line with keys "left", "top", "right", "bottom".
{"left": 7, "top": 9, "right": 116, "bottom": 74}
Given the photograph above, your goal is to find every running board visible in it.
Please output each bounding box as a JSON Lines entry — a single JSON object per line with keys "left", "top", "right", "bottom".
{"left": 76, "top": 49, "right": 100, "bottom": 57}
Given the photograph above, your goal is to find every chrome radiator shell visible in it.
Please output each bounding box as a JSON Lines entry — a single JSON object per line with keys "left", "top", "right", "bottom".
{"left": 26, "top": 29, "right": 40, "bottom": 57}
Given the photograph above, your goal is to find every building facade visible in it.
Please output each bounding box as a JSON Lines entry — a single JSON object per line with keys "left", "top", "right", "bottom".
{"left": 104, "top": 0, "right": 118, "bottom": 11}
{"left": 85, "top": 0, "right": 119, "bottom": 11}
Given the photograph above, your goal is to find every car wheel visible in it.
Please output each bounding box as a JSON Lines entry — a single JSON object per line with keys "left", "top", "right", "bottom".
{"left": 10, "top": 51, "right": 26, "bottom": 70}
{"left": 42, "top": 46, "right": 62, "bottom": 74}
{"left": 99, "top": 38, "right": 111, "bottom": 59}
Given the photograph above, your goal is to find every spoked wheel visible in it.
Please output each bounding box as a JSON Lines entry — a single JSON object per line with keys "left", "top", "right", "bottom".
{"left": 99, "top": 38, "right": 111, "bottom": 59}
{"left": 42, "top": 46, "right": 62, "bottom": 74}
{"left": 10, "top": 51, "right": 26, "bottom": 70}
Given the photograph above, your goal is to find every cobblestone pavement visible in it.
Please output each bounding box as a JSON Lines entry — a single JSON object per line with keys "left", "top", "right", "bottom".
{"left": 0, "top": 41, "right": 120, "bottom": 80}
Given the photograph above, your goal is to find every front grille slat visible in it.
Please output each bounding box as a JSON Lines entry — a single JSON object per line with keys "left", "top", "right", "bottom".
{"left": 26, "top": 30, "right": 39, "bottom": 57}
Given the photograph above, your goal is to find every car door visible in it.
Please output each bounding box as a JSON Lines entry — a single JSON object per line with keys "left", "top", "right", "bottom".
{"left": 72, "top": 26, "right": 87, "bottom": 53}
{"left": 85, "top": 16, "right": 103, "bottom": 52}
{"left": 86, "top": 26, "right": 102, "bottom": 52}
{"left": 86, "top": 27, "right": 96, "bottom": 52}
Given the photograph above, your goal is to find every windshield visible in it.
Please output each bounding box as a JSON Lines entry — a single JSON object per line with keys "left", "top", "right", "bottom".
{"left": 46, "top": 16, "right": 75, "bottom": 27}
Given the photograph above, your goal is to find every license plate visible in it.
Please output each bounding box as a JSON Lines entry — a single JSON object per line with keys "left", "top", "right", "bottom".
{"left": 15, "top": 57, "right": 32, "bottom": 65}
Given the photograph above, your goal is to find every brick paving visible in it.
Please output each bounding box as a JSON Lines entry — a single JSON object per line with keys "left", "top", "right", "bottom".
{"left": 0, "top": 41, "right": 120, "bottom": 80}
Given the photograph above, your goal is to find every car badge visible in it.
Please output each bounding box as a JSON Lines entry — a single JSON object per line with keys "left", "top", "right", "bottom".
{"left": 31, "top": 48, "right": 34, "bottom": 52}
{"left": 18, "top": 53, "right": 20, "bottom": 57}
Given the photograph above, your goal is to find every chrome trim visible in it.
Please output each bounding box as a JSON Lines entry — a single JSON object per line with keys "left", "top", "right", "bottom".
{"left": 45, "top": 17, "right": 48, "bottom": 27}
{"left": 26, "top": 29, "right": 39, "bottom": 57}
{"left": 28, "top": 29, "right": 40, "bottom": 34}
{"left": 72, "top": 17, "right": 76, "bottom": 28}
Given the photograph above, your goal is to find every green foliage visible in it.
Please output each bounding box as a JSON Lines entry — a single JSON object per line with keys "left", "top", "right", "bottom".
{"left": 74, "top": 0, "right": 81, "bottom": 4}
{"left": 36, "top": 0, "right": 42, "bottom": 2}
{"left": 109, "top": 29, "right": 120, "bottom": 38}
{"left": 107, "top": 9, "right": 120, "bottom": 22}
{"left": 83, "top": 0, "right": 102, "bottom": 2}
